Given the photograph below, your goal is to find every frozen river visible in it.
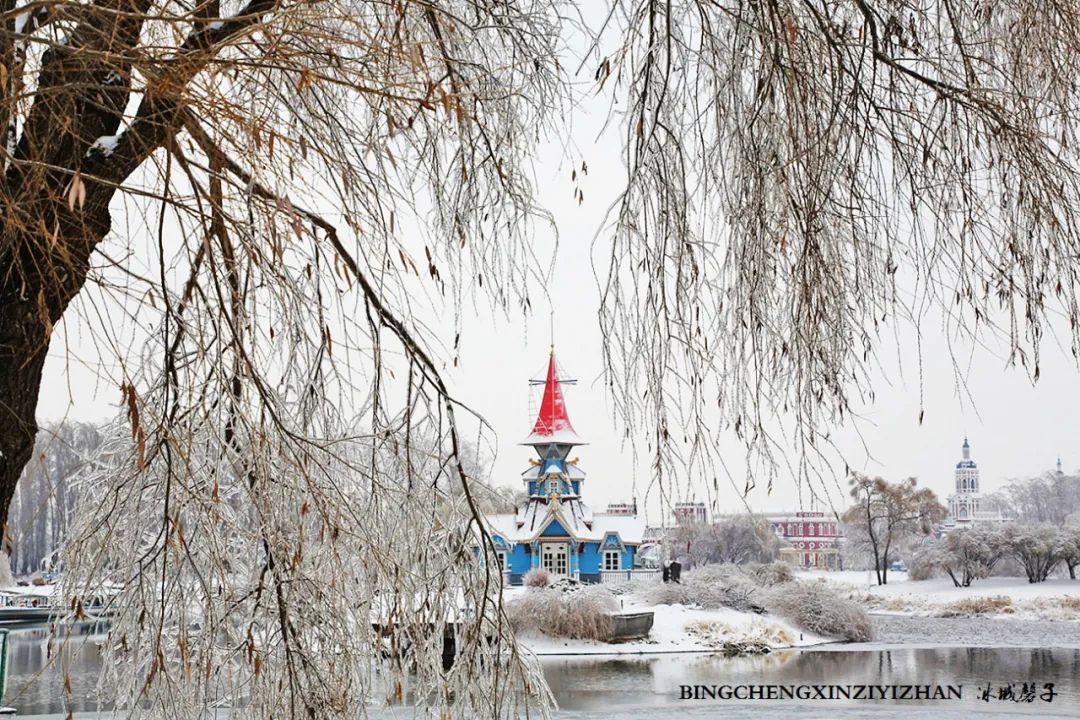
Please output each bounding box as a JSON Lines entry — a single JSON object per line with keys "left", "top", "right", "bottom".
{"left": 2, "top": 622, "right": 1079, "bottom": 718}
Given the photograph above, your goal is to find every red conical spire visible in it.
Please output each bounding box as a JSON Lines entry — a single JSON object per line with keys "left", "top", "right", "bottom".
{"left": 523, "top": 350, "right": 584, "bottom": 445}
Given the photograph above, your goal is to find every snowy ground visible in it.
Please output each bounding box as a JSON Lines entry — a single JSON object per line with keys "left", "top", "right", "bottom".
{"left": 505, "top": 587, "right": 830, "bottom": 656}
{"left": 797, "top": 570, "right": 1080, "bottom": 621}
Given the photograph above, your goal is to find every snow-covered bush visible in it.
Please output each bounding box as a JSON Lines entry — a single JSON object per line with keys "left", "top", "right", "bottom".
{"left": 938, "top": 596, "right": 1013, "bottom": 617}
{"left": 638, "top": 565, "right": 762, "bottom": 612}
{"left": 507, "top": 585, "right": 618, "bottom": 640}
{"left": 685, "top": 619, "right": 793, "bottom": 655}
{"left": 764, "top": 580, "right": 872, "bottom": 642}
{"left": 744, "top": 561, "right": 794, "bottom": 586}
{"left": 905, "top": 538, "right": 946, "bottom": 581}
{"left": 523, "top": 567, "right": 552, "bottom": 588}
{"left": 673, "top": 515, "right": 782, "bottom": 565}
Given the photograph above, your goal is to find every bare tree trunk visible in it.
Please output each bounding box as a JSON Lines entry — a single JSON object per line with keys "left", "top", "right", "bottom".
{"left": 0, "top": 289, "right": 51, "bottom": 526}
{"left": 0, "top": 206, "right": 113, "bottom": 552}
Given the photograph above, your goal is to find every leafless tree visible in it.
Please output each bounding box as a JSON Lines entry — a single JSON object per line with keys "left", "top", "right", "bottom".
{"left": 597, "top": 1, "right": 1080, "bottom": 503}
{"left": 842, "top": 474, "right": 945, "bottom": 584}
{"left": 1058, "top": 522, "right": 1080, "bottom": 580}
{"left": 990, "top": 472, "right": 1080, "bottom": 526}
{"left": 7, "top": 420, "right": 102, "bottom": 575}
{"left": 2, "top": 1, "right": 562, "bottom": 717}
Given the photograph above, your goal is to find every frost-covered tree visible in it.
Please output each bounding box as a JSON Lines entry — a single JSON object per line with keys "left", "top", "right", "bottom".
{"left": 0, "top": 1, "right": 1079, "bottom": 717}
{"left": 990, "top": 472, "right": 1080, "bottom": 526}
{"left": 908, "top": 526, "right": 1005, "bottom": 588}
{"left": 1055, "top": 521, "right": 1080, "bottom": 580}
{"left": 1001, "top": 523, "right": 1062, "bottom": 584}
{"left": 7, "top": 420, "right": 103, "bottom": 576}
{"left": 64, "top": 419, "right": 551, "bottom": 718}
{"left": 842, "top": 475, "right": 945, "bottom": 585}
{"left": 675, "top": 515, "right": 782, "bottom": 566}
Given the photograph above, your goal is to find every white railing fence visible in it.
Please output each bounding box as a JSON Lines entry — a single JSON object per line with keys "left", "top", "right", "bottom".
{"left": 599, "top": 569, "right": 661, "bottom": 584}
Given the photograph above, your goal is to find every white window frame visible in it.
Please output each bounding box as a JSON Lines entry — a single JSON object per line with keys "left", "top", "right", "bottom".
{"left": 495, "top": 550, "right": 508, "bottom": 571}
{"left": 603, "top": 549, "right": 621, "bottom": 571}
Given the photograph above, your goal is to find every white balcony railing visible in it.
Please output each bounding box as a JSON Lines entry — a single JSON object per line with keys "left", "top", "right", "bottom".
{"left": 598, "top": 569, "right": 661, "bottom": 584}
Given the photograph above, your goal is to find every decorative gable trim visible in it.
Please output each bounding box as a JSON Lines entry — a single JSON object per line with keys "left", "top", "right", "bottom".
{"left": 602, "top": 532, "right": 624, "bottom": 551}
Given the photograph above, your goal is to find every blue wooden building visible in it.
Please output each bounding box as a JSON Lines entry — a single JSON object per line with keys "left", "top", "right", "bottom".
{"left": 482, "top": 351, "right": 645, "bottom": 584}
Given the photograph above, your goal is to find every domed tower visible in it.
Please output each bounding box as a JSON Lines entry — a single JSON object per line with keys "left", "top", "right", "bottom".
{"left": 947, "top": 437, "right": 989, "bottom": 527}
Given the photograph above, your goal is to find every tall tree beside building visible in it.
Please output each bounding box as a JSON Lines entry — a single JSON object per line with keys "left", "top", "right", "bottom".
{"left": 843, "top": 475, "right": 946, "bottom": 585}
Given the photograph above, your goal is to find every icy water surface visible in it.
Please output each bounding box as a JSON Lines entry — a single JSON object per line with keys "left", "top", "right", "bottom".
{"left": 540, "top": 647, "right": 1080, "bottom": 716}
{"left": 2, "top": 624, "right": 1079, "bottom": 717}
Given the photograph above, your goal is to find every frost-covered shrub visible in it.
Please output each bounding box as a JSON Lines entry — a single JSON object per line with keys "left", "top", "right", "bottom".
{"left": 744, "top": 562, "right": 794, "bottom": 586}
{"left": 523, "top": 567, "right": 552, "bottom": 588}
{"left": 685, "top": 619, "right": 791, "bottom": 655}
{"left": 906, "top": 538, "right": 947, "bottom": 581}
{"left": 764, "top": 580, "right": 872, "bottom": 642}
{"left": 506, "top": 586, "right": 618, "bottom": 640}
{"left": 937, "top": 596, "right": 1013, "bottom": 617}
{"left": 638, "top": 565, "right": 762, "bottom": 612}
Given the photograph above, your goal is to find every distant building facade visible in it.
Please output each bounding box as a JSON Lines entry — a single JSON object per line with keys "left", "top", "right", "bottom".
{"left": 765, "top": 511, "right": 842, "bottom": 570}
{"left": 943, "top": 438, "right": 1004, "bottom": 530}
{"left": 605, "top": 501, "right": 639, "bottom": 516}
{"left": 674, "top": 502, "right": 708, "bottom": 525}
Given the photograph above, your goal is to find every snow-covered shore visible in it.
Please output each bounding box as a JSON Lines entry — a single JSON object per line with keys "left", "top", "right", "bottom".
{"left": 505, "top": 587, "right": 831, "bottom": 656}
{"left": 799, "top": 570, "right": 1080, "bottom": 621}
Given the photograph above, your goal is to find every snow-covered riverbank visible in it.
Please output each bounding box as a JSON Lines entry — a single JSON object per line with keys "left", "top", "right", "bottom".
{"left": 505, "top": 585, "right": 832, "bottom": 656}
{"left": 798, "top": 570, "right": 1080, "bottom": 621}
{"left": 518, "top": 600, "right": 830, "bottom": 655}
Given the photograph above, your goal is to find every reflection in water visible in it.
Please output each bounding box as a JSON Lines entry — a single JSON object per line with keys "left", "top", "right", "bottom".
{"left": 3, "top": 622, "right": 107, "bottom": 715}
{"left": 539, "top": 647, "right": 1080, "bottom": 714}
{"left": 2, "top": 629, "right": 1078, "bottom": 717}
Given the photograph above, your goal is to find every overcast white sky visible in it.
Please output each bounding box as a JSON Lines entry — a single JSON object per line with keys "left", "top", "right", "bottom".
{"left": 34, "top": 23, "right": 1080, "bottom": 525}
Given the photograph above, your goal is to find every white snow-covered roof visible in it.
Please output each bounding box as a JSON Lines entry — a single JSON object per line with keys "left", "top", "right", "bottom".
{"left": 590, "top": 513, "right": 647, "bottom": 544}
{"left": 483, "top": 513, "right": 520, "bottom": 542}
{"left": 478, "top": 500, "right": 644, "bottom": 545}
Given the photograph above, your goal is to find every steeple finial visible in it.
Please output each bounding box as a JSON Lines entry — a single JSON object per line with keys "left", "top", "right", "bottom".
{"left": 1057, "top": 457, "right": 1064, "bottom": 475}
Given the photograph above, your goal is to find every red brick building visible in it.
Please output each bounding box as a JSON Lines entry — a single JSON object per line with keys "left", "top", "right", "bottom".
{"left": 764, "top": 511, "right": 843, "bottom": 570}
